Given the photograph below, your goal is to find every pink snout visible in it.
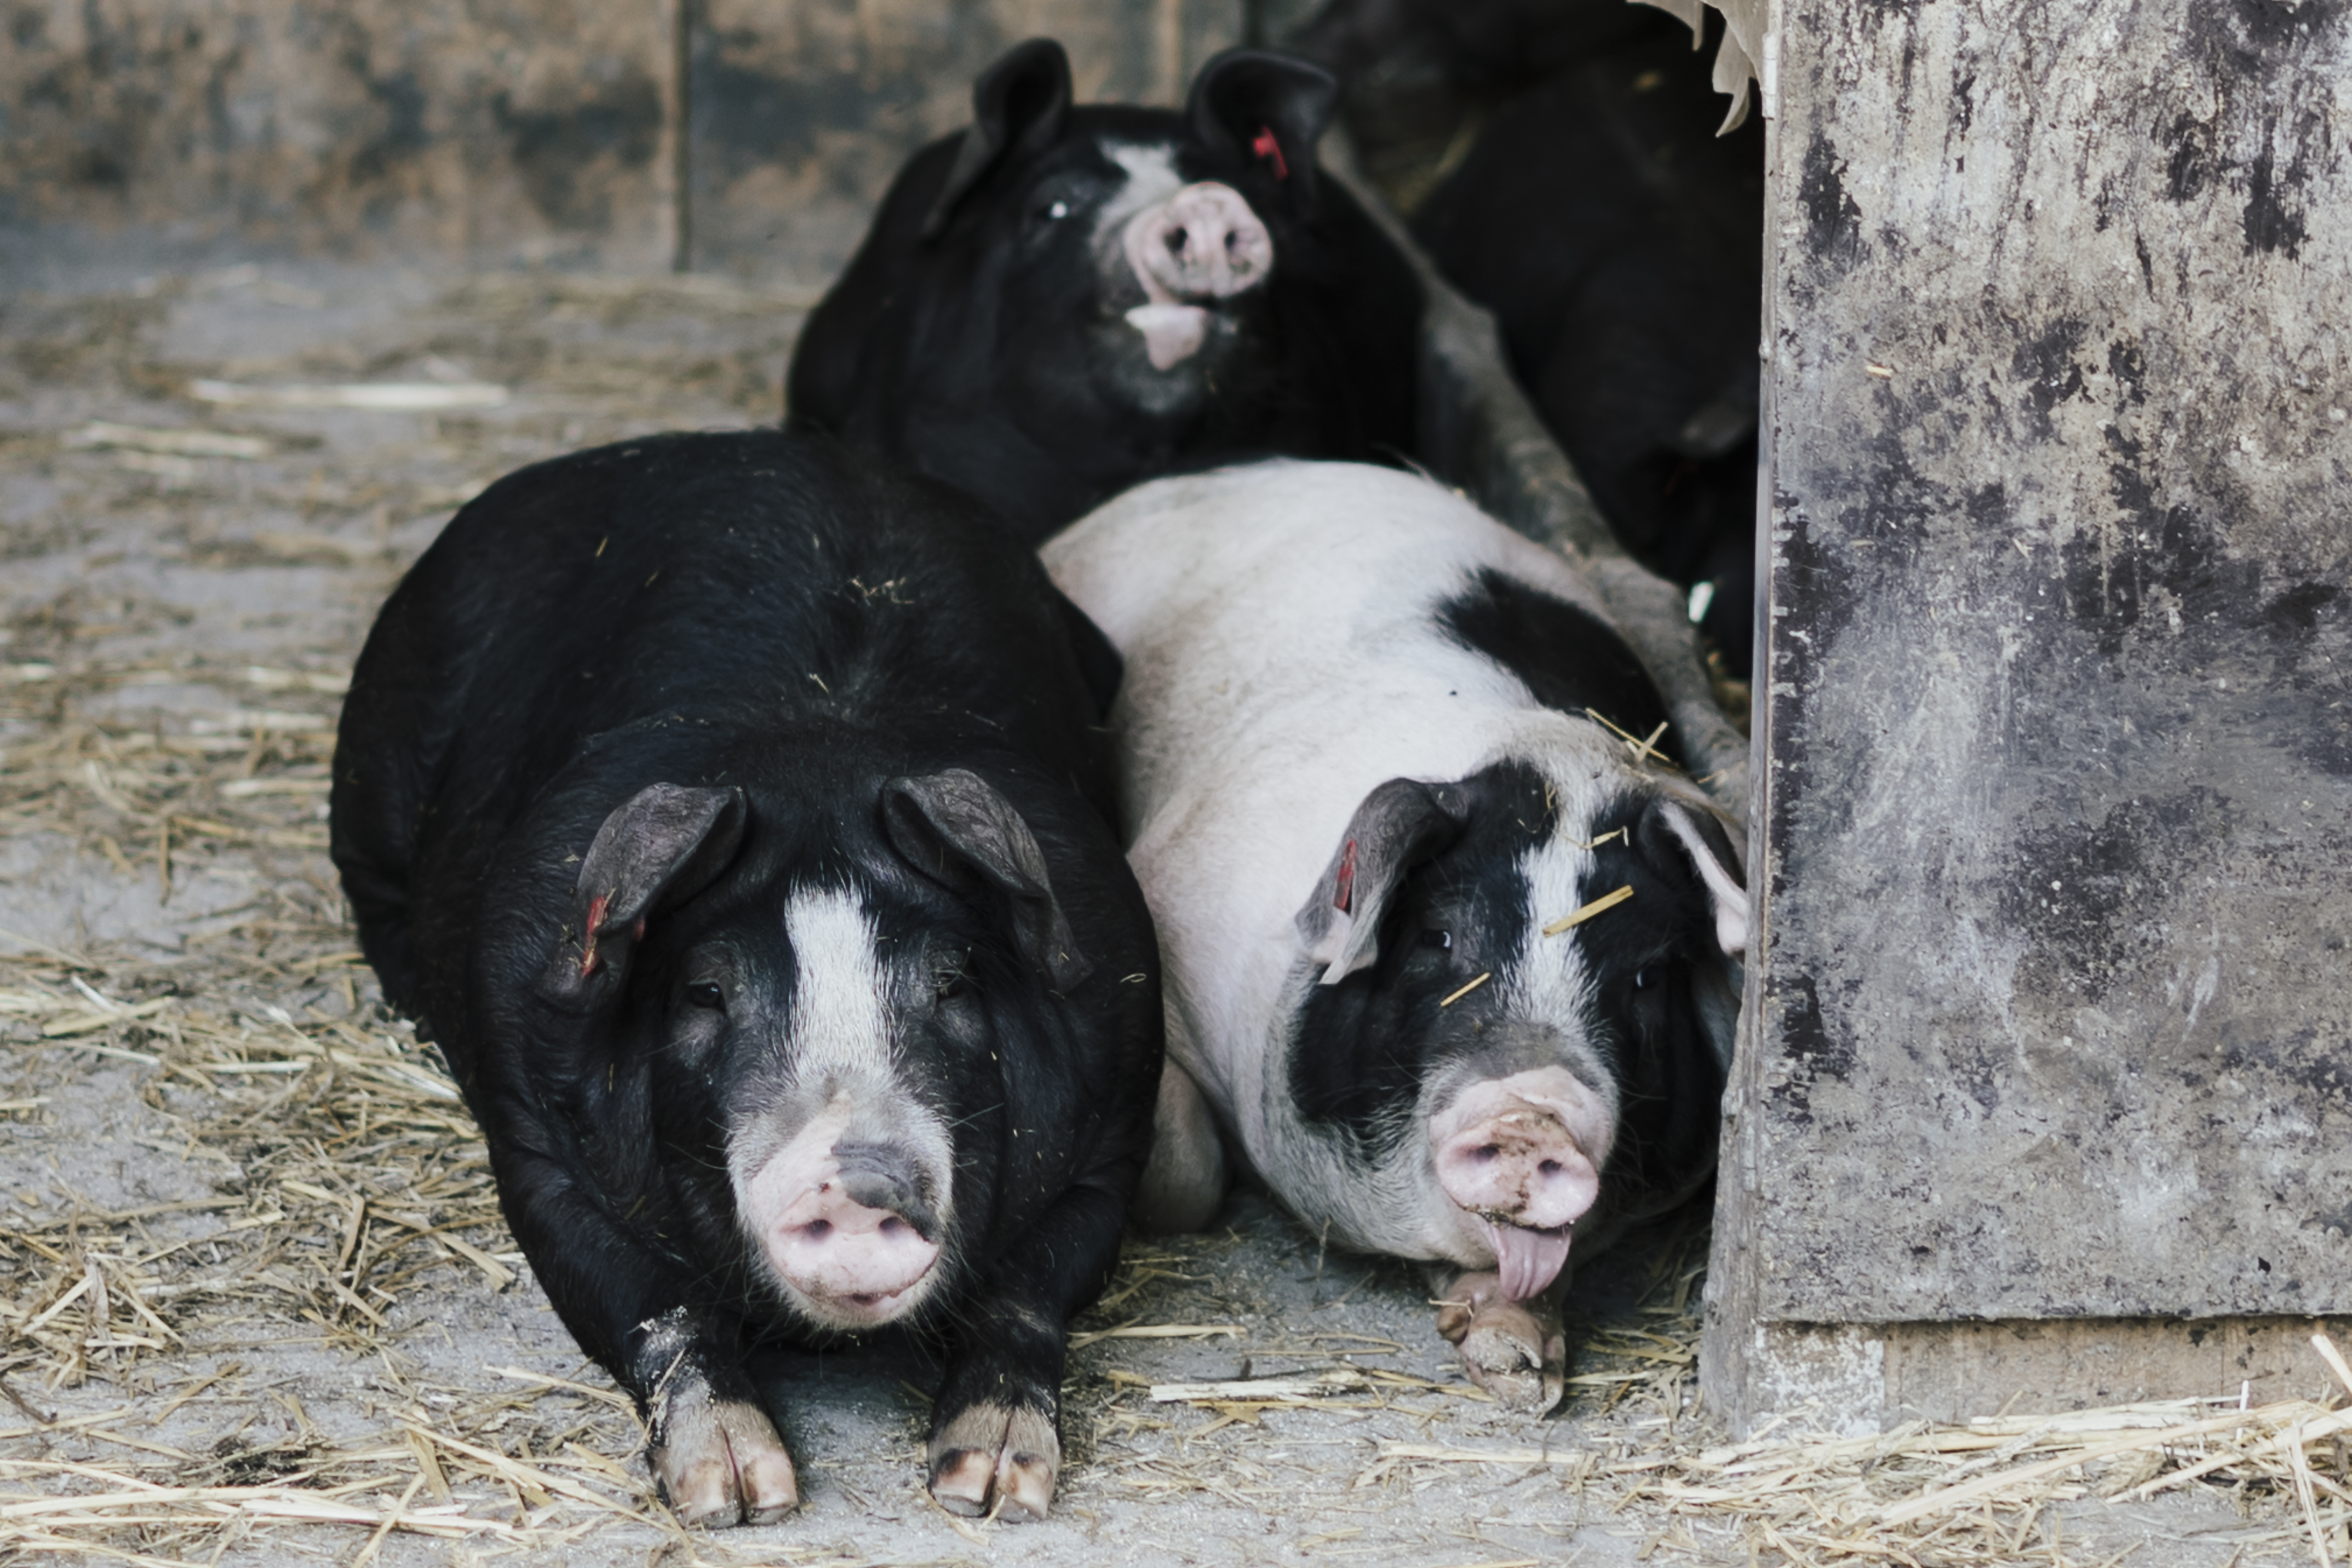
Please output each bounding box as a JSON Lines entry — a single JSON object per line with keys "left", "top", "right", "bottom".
{"left": 1435, "top": 1106, "right": 1601, "bottom": 1232}
{"left": 1123, "top": 182, "right": 1273, "bottom": 306}
{"left": 1435, "top": 1106, "right": 1599, "bottom": 1301}
{"left": 767, "top": 1178, "right": 940, "bottom": 1317}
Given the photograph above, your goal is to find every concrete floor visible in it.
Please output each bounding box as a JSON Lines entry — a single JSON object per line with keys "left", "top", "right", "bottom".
{"left": 0, "top": 261, "right": 2331, "bottom": 1566}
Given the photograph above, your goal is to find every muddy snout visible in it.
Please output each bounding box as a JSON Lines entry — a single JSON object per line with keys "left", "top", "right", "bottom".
{"left": 1121, "top": 182, "right": 1273, "bottom": 371}
{"left": 1432, "top": 1092, "right": 1602, "bottom": 1302}
{"left": 744, "top": 1135, "right": 944, "bottom": 1325}
{"left": 1434, "top": 1105, "right": 1598, "bottom": 1232}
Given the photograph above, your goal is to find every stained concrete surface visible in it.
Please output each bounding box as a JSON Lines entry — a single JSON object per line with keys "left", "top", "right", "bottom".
{"left": 1705, "top": 0, "right": 2352, "bottom": 1428}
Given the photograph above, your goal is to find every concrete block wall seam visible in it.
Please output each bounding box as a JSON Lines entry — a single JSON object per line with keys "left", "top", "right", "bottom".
{"left": 1703, "top": 0, "right": 2352, "bottom": 1434}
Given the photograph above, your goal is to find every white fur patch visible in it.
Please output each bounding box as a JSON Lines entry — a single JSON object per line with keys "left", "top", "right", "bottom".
{"left": 783, "top": 886, "right": 893, "bottom": 1083}
{"left": 1093, "top": 143, "right": 1186, "bottom": 246}
{"left": 1504, "top": 831, "right": 1608, "bottom": 1062}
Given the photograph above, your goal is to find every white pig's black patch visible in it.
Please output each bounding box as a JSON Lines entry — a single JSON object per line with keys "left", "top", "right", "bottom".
{"left": 1286, "top": 762, "right": 1729, "bottom": 1215}
{"left": 1440, "top": 569, "right": 1681, "bottom": 765}
{"left": 1287, "top": 760, "right": 1555, "bottom": 1144}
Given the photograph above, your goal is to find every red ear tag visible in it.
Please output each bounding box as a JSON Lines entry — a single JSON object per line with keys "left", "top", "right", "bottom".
{"left": 1251, "top": 125, "right": 1289, "bottom": 181}
{"left": 579, "top": 892, "right": 611, "bottom": 978}
{"left": 1333, "top": 839, "right": 1358, "bottom": 914}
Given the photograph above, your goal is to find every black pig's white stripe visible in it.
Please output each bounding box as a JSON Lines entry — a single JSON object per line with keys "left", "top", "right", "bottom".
{"left": 783, "top": 887, "right": 894, "bottom": 1083}
{"left": 726, "top": 884, "right": 956, "bottom": 1309}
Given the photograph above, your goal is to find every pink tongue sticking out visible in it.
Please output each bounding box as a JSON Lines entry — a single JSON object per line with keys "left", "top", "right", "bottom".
{"left": 1124, "top": 304, "right": 1211, "bottom": 370}
{"left": 1478, "top": 1217, "right": 1574, "bottom": 1301}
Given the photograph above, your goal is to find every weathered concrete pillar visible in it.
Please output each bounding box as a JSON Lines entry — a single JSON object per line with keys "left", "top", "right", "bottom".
{"left": 1702, "top": 0, "right": 2352, "bottom": 1432}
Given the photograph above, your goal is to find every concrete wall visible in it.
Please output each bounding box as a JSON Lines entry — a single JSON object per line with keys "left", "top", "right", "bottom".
{"left": 1703, "top": 0, "right": 2352, "bottom": 1432}
{"left": 1, "top": 0, "right": 681, "bottom": 271}
{"left": 0, "top": 0, "right": 1243, "bottom": 282}
{"left": 686, "top": 0, "right": 1242, "bottom": 280}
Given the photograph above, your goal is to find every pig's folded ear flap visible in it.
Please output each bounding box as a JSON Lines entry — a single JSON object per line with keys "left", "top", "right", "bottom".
{"left": 920, "top": 38, "right": 1073, "bottom": 241}
{"left": 883, "top": 768, "right": 1091, "bottom": 991}
{"left": 1640, "top": 795, "right": 1750, "bottom": 958}
{"left": 1295, "top": 777, "right": 1466, "bottom": 984}
{"left": 1186, "top": 49, "right": 1339, "bottom": 205}
{"left": 539, "top": 784, "right": 746, "bottom": 1007}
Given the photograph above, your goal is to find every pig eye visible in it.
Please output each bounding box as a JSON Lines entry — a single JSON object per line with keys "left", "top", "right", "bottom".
{"left": 684, "top": 981, "right": 726, "bottom": 1011}
{"left": 1633, "top": 969, "right": 1655, "bottom": 991}
{"left": 1419, "top": 929, "right": 1452, "bottom": 952}
{"left": 1045, "top": 200, "right": 1070, "bottom": 220}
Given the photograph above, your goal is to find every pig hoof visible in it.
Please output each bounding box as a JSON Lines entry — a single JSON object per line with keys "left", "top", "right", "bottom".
{"left": 928, "top": 1403, "right": 1059, "bottom": 1522}
{"left": 652, "top": 1393, "right": 799, "bottom": 1527}
{"left": 1454, "top": 1316, "right": 1568, "bottom": 1412}
{"left": 1436, "top": 1283, "right": 1566, "bottom": 1413}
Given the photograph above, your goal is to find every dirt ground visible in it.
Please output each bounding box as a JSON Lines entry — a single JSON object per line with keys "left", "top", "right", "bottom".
{"left": 1, "top": 263, "right": 2343, "bottom": 1567}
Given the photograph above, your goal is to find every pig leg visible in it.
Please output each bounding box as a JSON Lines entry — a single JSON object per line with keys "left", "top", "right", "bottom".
{"left": 632, "top": 1308, "right": 801, "bottom": 1527}
{"left": 1132, "top": 1055, "right": 1227, "bottom": 1233}
{"left": 1432, "top": 1266, "right": 1568, "bottom": 1413}
{"left": 926, "top": 1182, "right": 1127, "bottom": 1520}
{"left": 473, "top": 1112, "right": 798, "bottom": 1526}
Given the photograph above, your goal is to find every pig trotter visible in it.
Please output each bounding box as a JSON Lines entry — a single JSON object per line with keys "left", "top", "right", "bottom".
{"left": 1434, "top": 1269, "right": 1566, "bottom": 1413}
{"left": 649, "top": 1378, "right": 799, "bottom": 1527}
{"left": 927, "top": 1402, "right": 1060, "bottom": 1520}
{"left": 636, "top": 1313, "right": 799, "bottom": 1527}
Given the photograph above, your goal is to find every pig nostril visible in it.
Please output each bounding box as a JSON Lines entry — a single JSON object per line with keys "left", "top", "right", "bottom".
{"left": 800, "top": 1220, "right": 831, "bottom": 1242}
{"left": 879, "top": 1217, "right": 905, "bottom": 1238}
{"left": 1165, "top": 229, "right": 1187, "bottom": 256}
{"left": 1539, "top": 1159, "right": 1563, "bottom": 1178}
{"left": 1474, "top": 1144, "right": 1500, "bottom": 1163}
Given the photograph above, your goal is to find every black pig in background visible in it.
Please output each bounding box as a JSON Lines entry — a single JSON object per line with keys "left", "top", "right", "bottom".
{"left": 1410, "top": 18, "right": 1764, "bottom": 677}
{"left": 329, "top": 431, "right": 1161, "bottom": 1526}
{"left": 786, "top": 38, "right": 1422, "bottom": 542}
{"left": 1283, "top": 0, "right": 1765, "bottom": 679}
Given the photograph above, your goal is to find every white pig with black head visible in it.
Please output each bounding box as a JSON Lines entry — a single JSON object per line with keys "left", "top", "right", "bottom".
{"left": 1042, "top": 460, "right": 1747, "bottom": 1406}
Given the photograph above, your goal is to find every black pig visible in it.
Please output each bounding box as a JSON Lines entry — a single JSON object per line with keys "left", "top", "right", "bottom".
{"left": 786, "top": 38, "right": 1422, "bottom": 542}
{"left": 1412, "top": 22, "right": 1765, "bottom": 676}
{"left": 330, "top": 431, "right": 1161, "bottom": 1524}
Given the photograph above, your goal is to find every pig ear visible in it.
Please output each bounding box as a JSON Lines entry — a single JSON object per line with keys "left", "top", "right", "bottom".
{"left": 883, "top": 768, "right": 1091, "bottom": 991}
{"left": 1294, "top": 777, "right": 1467, "bottom": 985}
{"left": 540, "top": 784, "right": 747, "bottom": 1007}
{"left": 1185, "top": 49, "right": 1339, "bottom": 205}
{"left": 920, "top": 38, "right": 1073, "bottom": 242}
{"left": 1640, "top": 795, "right": 1750, "bottom": 958}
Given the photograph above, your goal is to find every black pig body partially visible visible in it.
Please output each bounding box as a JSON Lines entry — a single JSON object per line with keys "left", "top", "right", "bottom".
{"left": 1411, "top": 22, "right": 1765, "bottom": 677}
{"left": 330, "top": 430, "right": 1161, "bottom": 1526}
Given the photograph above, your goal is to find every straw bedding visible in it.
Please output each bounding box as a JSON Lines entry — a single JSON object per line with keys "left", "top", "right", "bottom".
{"left": 1, "top": 267, "right": 2341, "bottom": 1567}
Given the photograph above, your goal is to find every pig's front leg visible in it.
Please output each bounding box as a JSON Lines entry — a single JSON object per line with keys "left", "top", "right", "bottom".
{"left": 482, "top": 1127, "right": 798, "bottom": 1526}
{"left": 1432, "top": 1267, "right": 1568, "bottom": 1413}
{"left": 924, "top": 1183, "right": 1127, "bottom": 1520}
{"left": 627, "top": 1306, "right": 800, "bottom": 1527}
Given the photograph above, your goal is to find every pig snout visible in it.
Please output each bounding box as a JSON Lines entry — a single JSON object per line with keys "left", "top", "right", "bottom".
{"left": 1123, "top": 183, "right": 1272, "bottom": 303}
{"left": 1434, "top": 1108, "right": 1598, "bottom": 1233}
{"left": 1120, "top": 183, "right": 1273, "bottom": 372}
{"left": 1430, "top": 1072, "right": 1610, "bottom": 1301}
{"left": 746, "top": 1136, "right": 943, "bottom": 1324}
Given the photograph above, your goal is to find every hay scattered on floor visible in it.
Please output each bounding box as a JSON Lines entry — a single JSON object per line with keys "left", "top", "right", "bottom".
{"left": 3, "top": 268, "right": 2341, "bottom": 1567}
